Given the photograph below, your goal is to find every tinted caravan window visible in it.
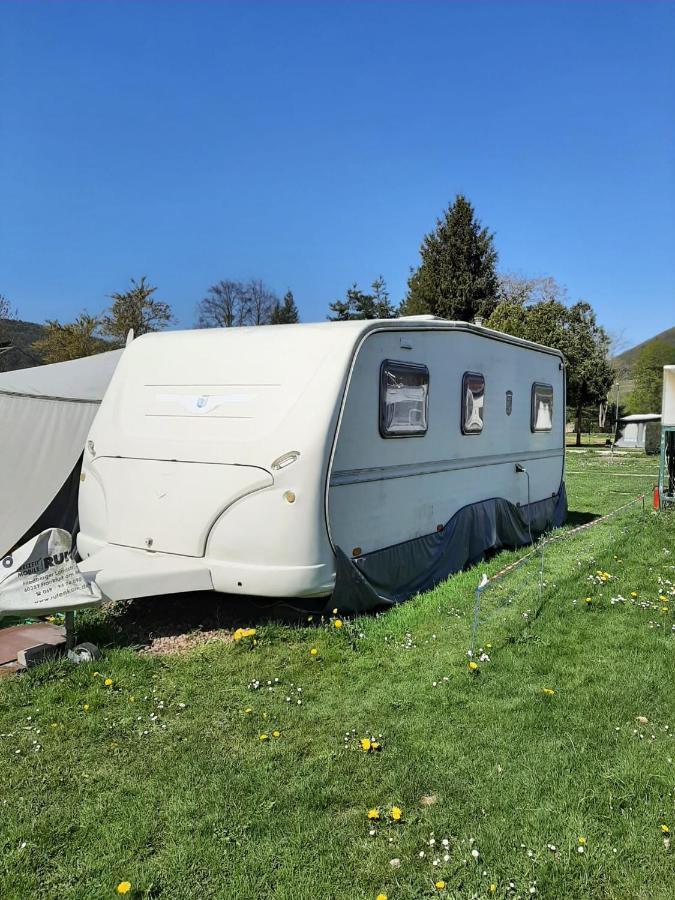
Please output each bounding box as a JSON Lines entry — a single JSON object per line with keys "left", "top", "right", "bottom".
{"left": 531, "top": 383, "right": 553, "bottom": 431}
{"left": 379, "top": 361, "right": 429, "bottom": 437}
{"left": 462, "top": 372, "right": 485, "bottom": 434}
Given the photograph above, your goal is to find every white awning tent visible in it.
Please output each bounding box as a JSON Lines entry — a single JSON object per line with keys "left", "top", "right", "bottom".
{"left": 0, "top": 350, "right": 123, "bottom": 557}
{"left": 615, "top": 413, "right": 661, "bottom": 449}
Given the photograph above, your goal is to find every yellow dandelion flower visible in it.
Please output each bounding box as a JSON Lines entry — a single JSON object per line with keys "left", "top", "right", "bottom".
{"left": 332, "top": 608, "right": 338, "bottom": 615}
{"left": 272, "top": 730, "right": 280, "bottom": 737}
{"left": 92, "top": 671, "right": 99, "bottom": 677}
{"left": 661, "top": 824, "right": 670, "bottom": 834}
{"left": 542, "top": 688, "right": 556, "bottom": 695}
{"left": 376, "top": 895, "right": 388, "bottom": 900}
{"left": 371, "top": 741, "right": 381, "bottom": 751}
{"left": 360, "top": 738, "right": 372, "bottom": 752}
{"left": 367, "top": 808, "right": 380, "bottom": 820}
{"left": 116, "top": 883, "right": 132, "bottom": 895}
{"left": 104, "top": 678, "right": 113, "bottom": 687}
{"left": 128, "top": 696, "right": 135, "bottom": 703}
{"left": 631, "top": 591, "right": 638, "bottom": 598}
{"left": 468, "top": 661, "right": 478, "bottom": 671}
{"left": 578, "top": 836, "right": 586, "bottom": 845}
{"left": 244, "top": 707, "right": 253, "bottom": 714}
{"left": 659, "top": 595, "right": 668, "bottom": 602}
{"left": 390, "top": 806, "right": 402, "bottom": 821}
{"left": 584, "top": 597, "right": 592, "bottom": 604}
{"left": 334, "top": 619, "right": 343, "bottom": 629}
{"left": 83, "top": 704, "right": 90, "bottom": 712}
{"left": 435, "top": 881, "right": 446, "bottom": 890}
{"left": 51, "top": 722, "right": 58, "bottom": 728}
{"left": 310, "top": 648, "right": 318, "bottom": 656}
{"left": 489, "top": 886, "right": 497, "bottom": 894}
{"left": 259, "top": 733, "right": 269, "bottom": 741}
{"left": 486, "top": 643, "right": 492, "bottom": 649}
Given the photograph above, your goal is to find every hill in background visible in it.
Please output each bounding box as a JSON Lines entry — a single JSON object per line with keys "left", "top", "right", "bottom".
{"left": 613, "top": 325, "right": 675, "bottom": 374}
{"left": 0, "top": 318, "right": 47, "bottom": 373}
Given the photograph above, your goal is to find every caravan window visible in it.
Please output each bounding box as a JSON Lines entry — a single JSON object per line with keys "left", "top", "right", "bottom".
{"left": 531, "top": 383, "right": 553, "bottom": 431}
{"left": 461, "top": 372, "right": 485, "bottom": 434}
{"left": 379, "top": 361, "right": 429, "bottom": 437}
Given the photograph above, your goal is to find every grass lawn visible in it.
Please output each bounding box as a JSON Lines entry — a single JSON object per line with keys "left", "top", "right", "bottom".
{"left": 1, "top": 452, "right": 673, "bottom": 900}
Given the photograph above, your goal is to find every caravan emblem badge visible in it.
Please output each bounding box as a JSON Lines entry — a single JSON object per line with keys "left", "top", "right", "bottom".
{"left": 196, "top": 396, "right": 208, "bottom": 409}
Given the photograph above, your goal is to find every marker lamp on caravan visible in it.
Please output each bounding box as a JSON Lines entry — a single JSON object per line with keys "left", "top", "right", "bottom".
{"left": 271, "top": 451, "right": 300, "bottom": 470}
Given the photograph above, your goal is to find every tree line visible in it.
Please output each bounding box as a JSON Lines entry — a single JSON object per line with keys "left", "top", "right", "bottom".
{"left": 0, "top": 278, "right": 299, "bottom": 365}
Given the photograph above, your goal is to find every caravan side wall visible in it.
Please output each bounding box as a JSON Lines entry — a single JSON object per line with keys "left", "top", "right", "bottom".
{"left": 327, "top": 328, "right": 564, "bottom": 556}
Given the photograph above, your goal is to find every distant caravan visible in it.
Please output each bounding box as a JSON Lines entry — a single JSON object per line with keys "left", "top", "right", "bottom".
{"left": 76, "top": 317, "right": 566, "bottom": 612}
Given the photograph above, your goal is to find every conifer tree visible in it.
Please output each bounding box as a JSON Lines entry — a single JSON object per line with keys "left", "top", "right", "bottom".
{"left": 271, "top": 290, "right": 300, "bottom": 324}
{"left": 327, "top": 277, "right": 395, "bottom": 320}
{"left": 402, "top": 195, "right": 498, "bottom": 321}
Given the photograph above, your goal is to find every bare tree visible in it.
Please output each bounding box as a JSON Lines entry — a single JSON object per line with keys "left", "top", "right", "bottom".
{"left": 606, "top": 329, "right": 628, "bottom": 359}
{"left": 0, "top": 294, "right": 17, "bottom": 321}
{"left": 0, "top": 294, "right": 18, "bottom": 356}
{"left": 497, "top": 273, "right": 568, "bottom": 306}
{"left": 197, "top": 280, "right": 249, "bottom": 328}
{"left": 196, "top": 279, "right": 278, "bottom": 328}
{"left": 246, "top": 279, "right": 278, "bottom": 325}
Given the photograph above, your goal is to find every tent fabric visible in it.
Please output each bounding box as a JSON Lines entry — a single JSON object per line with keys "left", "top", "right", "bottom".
{"left": 0, "top": 351, "right": 122, "bottom": 556}
{"left": 618, "top": 414, "right": 660, "bottom": 423}
{"left": 330, "top": 484, "right": 567, "bottom": 612}
{"left": 615, "top": 416, "right": 661, "bottom": 450}
{"left": 0, "top": 350, "right": 122, "bottom": 402}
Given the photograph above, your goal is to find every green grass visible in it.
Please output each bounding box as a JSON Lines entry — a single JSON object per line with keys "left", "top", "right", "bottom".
{"left": 1, "top": 453, "right": 673, "bottom": 900}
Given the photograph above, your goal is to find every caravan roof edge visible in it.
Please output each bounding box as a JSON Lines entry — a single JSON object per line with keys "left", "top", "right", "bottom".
{"left": 132, "top": 318, "right": 566, "bottom": 361}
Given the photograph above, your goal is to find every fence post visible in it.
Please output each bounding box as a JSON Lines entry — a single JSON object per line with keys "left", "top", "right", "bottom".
{"left": 470, "top": 575, "right": 488, "bottom": 656}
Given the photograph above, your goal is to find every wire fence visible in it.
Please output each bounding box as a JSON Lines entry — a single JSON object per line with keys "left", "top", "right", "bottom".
{"left": 468, "top": 493, "right": 647, "bottom": 656}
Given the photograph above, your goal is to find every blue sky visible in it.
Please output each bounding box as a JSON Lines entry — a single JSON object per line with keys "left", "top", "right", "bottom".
{"left": 1, "top": 1, "right": 673, "bottom": 347}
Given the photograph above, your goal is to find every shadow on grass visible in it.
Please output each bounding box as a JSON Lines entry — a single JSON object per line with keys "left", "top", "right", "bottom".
{"left": 78, "top": 590, "right": 327, "bottom": 651}
{"left": 565, "top": 510, "right": 600, "bottom": 527}
{"left": 77, "top": 510, "right": 602, "bottom": 652}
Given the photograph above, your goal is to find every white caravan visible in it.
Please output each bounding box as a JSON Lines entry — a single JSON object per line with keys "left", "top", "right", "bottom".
{"left": 77, "top": 318, "right": 566, "bottom": 611}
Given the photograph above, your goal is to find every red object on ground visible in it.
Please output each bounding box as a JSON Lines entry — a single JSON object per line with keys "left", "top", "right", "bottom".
{"left": 653, "top": 485, "right": 660, "bottom": 510}
{"left": 0, "top": 623, "right": 65, "bottom": 675}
